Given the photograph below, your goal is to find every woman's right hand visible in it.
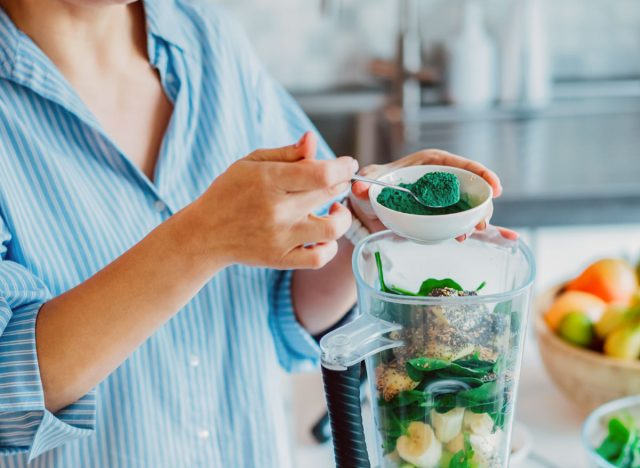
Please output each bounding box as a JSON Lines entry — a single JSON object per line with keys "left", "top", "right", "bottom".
{"left": 187, "top": 132, "right": 358, "bottom": 270}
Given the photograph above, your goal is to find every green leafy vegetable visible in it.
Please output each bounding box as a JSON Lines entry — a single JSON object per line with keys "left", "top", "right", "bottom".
{"left": 596, "top": 414, "right": 640, "bottom": 468}
{"left": 374, "top": 251, "right": 481, "bottom": 297}
{"left": 449, "top": 433, "right": 477, "bottom": 468}
{"left": 375, "top": 251, "right": 392, "bottom": 293}
{"left": 417, "top": 278, "right": 463, "bottom": 296}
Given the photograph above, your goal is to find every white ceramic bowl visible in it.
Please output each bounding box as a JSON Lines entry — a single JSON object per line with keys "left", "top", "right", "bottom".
{"left": 368, "top": 165, "right": 493, "bottom": 244}
{"left": 582, "top": 395, "right": 640, "bottom": 467}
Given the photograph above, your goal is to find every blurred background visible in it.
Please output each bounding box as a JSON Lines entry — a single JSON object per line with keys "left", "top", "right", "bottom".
{"left": 211, "top": 0, "right": 640, "bottom": 466}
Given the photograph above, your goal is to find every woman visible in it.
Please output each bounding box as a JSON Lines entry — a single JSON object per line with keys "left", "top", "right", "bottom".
{"left": 0, "top": 0, "right": 512, "bottom": 467}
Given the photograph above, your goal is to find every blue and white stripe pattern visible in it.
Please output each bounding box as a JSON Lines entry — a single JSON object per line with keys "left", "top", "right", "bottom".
{"left": 0, "top": 1, "right": 332, "bottom": 466}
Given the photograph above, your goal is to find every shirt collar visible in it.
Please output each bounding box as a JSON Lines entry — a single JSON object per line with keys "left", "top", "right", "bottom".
{"left": 143, "top": 0, "right": 190, "bottom": 52}
{"left": 0, "top": 1, "right": 189, "bottom": 79}
{"left": 0, "top": 8, "right": 20, "bottom": 78}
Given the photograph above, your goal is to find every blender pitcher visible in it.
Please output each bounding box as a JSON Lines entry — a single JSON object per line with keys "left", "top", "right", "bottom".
{"left": 320, "top": 229, "right": 535, "bottom": 468}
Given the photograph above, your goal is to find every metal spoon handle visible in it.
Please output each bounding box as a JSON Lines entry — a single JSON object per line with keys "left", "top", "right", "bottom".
{"left": 351, "top": 174, "right": 413, "bottom": 194}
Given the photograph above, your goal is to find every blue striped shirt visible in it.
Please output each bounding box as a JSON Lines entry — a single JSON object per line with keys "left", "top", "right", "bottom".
{"left": 0, "top": 1, "right": 333, "bottom": 466}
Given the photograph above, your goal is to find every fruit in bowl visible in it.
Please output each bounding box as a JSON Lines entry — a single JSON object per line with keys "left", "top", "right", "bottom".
{"left": 536, "top": 257, "right": 640, "bottom": 411}
{"left": 543, "top": 258, "right": 640, "bottom": 359}
{"left": 567, "top": 259, "right": 638, "bottom": 305}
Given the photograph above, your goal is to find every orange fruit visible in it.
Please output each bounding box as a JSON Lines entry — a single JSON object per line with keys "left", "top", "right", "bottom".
{"left": 545, "top": 290, "right": 607, "bottom": 332}
{"left": 566, "top": 259, "right": 638, "bottom": 305}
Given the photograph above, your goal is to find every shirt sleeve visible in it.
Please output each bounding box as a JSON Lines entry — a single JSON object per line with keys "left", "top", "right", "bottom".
{"left": 0, "top": 218, "right": 96, "bottom": 461}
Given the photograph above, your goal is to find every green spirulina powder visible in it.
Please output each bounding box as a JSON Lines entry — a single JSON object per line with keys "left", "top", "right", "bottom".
{"left": 377, "top": 172, "right": 472, "bottom": 215}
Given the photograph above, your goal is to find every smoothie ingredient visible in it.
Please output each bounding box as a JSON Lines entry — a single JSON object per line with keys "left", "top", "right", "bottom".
{"left": 396, "top": 421, "right": 442, "bottom": 468}
{"left": 557, "top": 312, "right": 595, "bottom": 347}
{"left": 567, "top": 258, "right": 638, "bottom": 305}
{"left": 596, "top": 305, "right": 632, "bottom": 340}
{"left": 544, "top": 290, "right": 606, "bottom": 332}
{"left": 462, "top": 411, "right": 494, "bottom": 436}
{"left": 596, "top": 414, "right": 640, "bottom": 467}
{"left": 377, "top": 172, "right": 472, "bottom": 216}
{"left": 377, "top": 366, "right": 420, "bottom": 401}
{"left": 604, "top": 323, "right": 640, "bottom": 360}
{"left": 411, "top": 172, "right": 460, "bottom": 208}
{"left": 445, "top": 433, "right": 464, "bottom": 453}
{"left": 374, "top": 252, "right": 479, "bottom": 298}
{"left": 431, "top": 408, "right": 465, "bottom": 443}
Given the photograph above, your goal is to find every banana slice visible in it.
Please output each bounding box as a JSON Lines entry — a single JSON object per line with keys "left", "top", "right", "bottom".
{"left": 396, "top": 422, "right": 442, "bottom": 468}
{"left": 469, "top": 429, "right": 504, "bottom": 466}
{"left": 430, "top": 407, "right": 464, "bottom": 443}
{"left": 445, "top": 432, "right": 464, "bottom": 454}
{"left": 462, "top": 411, "right": 494, "bottom": 436}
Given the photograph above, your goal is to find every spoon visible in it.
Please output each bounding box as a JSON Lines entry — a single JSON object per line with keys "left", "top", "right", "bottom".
{"left": 351, "top": 174, "right": 450, "bottom": 208}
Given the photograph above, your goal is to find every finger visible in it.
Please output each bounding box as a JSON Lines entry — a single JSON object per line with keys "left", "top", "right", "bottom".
{"left": 351, "top": 180, "right": 370, "bottom": 200}
{"left": 497, "top": 227, "right": 519, "bottom": 240}
{"left": 455, "top": 234, "right": 467, "bottom": 243}
{"left": 292, "top": 181, "right": 351, "bottom": 211}
{"left": 284, "top": 241, "right": 339, "bottom": 270}
{"left": 274, "top": 157, "right": 358, "bottom": 192}
{"left": 292, "top": 203, "right": 352, "bottom": 244}
{"left": 428, "top": 151, "right": 503, "bottom": 197}
{"left": 475, "top": 220, "right": 488, "bottom": 231}
{"left": 247, "top": 131, "right": 317, "bottom": 163}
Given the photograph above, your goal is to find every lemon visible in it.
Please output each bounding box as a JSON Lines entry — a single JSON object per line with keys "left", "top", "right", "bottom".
{"left": 595, "top": 305, "right": 628, "bottom": 339}
{"left": 558, "top": 311, "right": 594, "bottom": 347}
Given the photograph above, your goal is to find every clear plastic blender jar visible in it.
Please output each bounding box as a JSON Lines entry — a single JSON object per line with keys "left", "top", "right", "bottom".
{"left": 321, "top": 229, "right": 535, "bottom": 468}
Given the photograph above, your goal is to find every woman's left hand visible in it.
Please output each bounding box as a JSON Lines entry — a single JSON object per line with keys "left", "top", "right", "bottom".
{"left": 349, "top": 149, "right": 518, "bottom": 241}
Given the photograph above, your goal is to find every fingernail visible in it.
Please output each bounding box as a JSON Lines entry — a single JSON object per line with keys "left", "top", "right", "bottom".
{"left": 294, "top": 132, "right": 307, "bottom": 148}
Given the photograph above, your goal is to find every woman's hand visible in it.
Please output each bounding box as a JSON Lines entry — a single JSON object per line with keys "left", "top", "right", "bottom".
{"left": 349, "top": 148, "right": 518, "bottom": 241}
{"left": 187, "top": 132, "right": 358, "bottom": 270}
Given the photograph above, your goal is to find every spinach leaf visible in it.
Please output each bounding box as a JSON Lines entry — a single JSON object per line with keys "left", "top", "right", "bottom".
{"left": 475, "top": 280, "right": 487, "bottom": 292}
{"left": 406, "top": 357, "right": 451, "bottom": 381}
{"left": 610, "top": 417, "right": 632, "bottom": 444}
{"left": 597, "top": 416, "right": 634, "bottom": 463}
{"left": 383, "top": 390, "right": 427, "bottom": 408}
{"left": 457, "top": 381, "right": 499, "bottom": 406}
{"left": 453, "top": 356, "right": 496, "bottom": 375}
{"left": 432, "top": 374, "right": 485, "bottom": 388}
{"left": 449, "top": 433, "right": 477, "bottom": 468}
{"left": 375, "top": 251, "right": 392, "bottom": 293}
{"left": 417, "top": 278, "right": 463, "bottom": 296}
{"left": 374, "top": 251, "right": 477, "bottom": 297}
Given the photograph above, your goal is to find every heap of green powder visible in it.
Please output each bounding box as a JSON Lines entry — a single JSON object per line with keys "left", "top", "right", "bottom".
{"left": 377, "top": 172, "right": 472, "bottom": 215}
{"left": 411, "top": 171, "right": 460, "bottom": 207}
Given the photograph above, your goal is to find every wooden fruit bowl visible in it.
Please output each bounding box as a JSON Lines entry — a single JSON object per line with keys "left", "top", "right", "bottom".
{"left": 535, "top": 286, "right": 640, "bottom": 412}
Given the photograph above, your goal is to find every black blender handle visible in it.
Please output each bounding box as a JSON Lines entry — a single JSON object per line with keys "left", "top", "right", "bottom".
{"left": 321, "top": 363, "right": 370, "bottom": 468}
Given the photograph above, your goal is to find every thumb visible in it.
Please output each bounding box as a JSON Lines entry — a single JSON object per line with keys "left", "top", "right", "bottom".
{"left": 247, "top": 131, "right": 317, "bottom": 163}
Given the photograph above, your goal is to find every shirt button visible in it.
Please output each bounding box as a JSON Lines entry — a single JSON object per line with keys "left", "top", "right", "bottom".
{"left": 197, "top": 429, "right": 210, "bottom": 440}
{"left": 153, "top": 200, "right": 166, "bottom": 212}
{"left": 166, "top": 74, "right": 176, "bottom": 84}
{"left": 189, "top": 355, "right": 200, "bottom": 368}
